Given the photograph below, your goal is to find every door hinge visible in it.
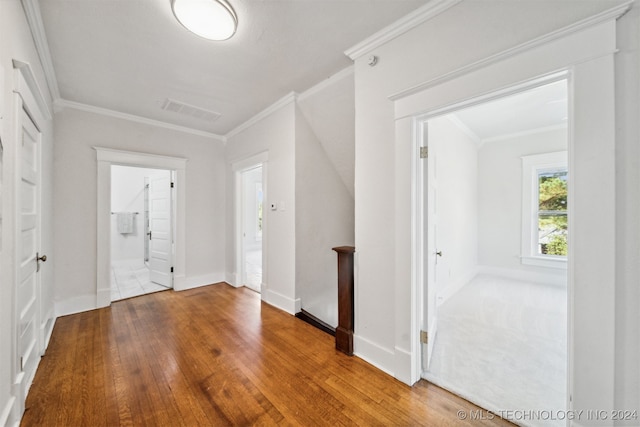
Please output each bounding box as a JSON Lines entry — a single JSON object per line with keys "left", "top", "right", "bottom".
{"left": 170, "top": 267, "right": 174, "bottom": 273}
{"left": 420, "top": 146, "right": 428, "bottom": 159}
{"left": 420, "top": 330, "right": 428, "bottom": 344}
{"left": 20, "top": 356, "right": 23, "bottom": 371}
{"left": 170, "top": 182, "right": 174, "bottom": 188}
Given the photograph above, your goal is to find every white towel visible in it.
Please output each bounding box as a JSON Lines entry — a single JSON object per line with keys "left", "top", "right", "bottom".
{"left": 117, "top": 212, "right": 134, "bottom": 234}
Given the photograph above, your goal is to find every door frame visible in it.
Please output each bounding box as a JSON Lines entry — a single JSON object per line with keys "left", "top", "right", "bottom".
{"left": 95, "top": 148, "right": 186, "bottom": 308}
{"left": 393, "top": 11, "right": 623, "bottom": 416}
{"left": 232, "top": 152, "right": 268, "bottom": 292}
{"left": 8, "top": 60, "right": 53, "bottom": 423}
{"left": 413, "top": 72, "right": 569, "bottom": 385}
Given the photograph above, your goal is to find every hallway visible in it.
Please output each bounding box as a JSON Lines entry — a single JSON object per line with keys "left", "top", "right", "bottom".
{"left": 23, "top": 284, "right": 512, "bottom": 426}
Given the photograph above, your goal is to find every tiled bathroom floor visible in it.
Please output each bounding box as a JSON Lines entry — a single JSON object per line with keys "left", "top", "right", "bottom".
{"left": 111, "top": 260, "right": 170, "bottom": 301}
{"left": 245, "top": 249, "right": 262, "bottom": 292}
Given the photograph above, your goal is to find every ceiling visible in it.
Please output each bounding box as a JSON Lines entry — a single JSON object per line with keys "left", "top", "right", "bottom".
{"left": 450, "top": 79, "right": 568, "bottom": 143}
{"left": 38, "top": 0, "right": 428, "bottom": 137}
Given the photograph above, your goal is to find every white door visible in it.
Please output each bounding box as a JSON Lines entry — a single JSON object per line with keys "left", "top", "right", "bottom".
{"left": 241, "top": 166, "right": 263, "bottom": 293}
{"left": 148, "top": 171, "right": 172, "bottom": 287}
{"left": 16, "top": 108, "right": 43, "bottom": 401}
{"left": 423, "top": 122, "right": 440, "bottom": 371}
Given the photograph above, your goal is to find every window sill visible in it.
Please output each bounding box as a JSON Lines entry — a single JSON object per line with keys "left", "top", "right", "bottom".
{"left": 521, "top": 256, "right": 567, "bottom": 269}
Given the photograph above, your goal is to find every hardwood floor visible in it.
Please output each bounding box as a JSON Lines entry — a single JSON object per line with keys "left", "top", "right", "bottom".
{"left": 22, "top": 283, "right": 512, "bottom": 426}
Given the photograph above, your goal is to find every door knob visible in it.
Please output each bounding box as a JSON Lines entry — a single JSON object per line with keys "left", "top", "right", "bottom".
{"left": 36, "top": 252, "right": 47, "bottom": 272}
{"left": 435, "top": 251, "right": 442, "bottom": 257}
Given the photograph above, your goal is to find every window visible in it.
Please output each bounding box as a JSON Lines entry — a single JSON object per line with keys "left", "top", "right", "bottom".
{"left": 521, "top": 151, "right": 568, "bottom": 268}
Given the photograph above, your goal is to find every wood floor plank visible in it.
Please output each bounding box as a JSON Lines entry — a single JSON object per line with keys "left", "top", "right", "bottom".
{"left": 22, "top": 283, "right": 513, "bottom": 426}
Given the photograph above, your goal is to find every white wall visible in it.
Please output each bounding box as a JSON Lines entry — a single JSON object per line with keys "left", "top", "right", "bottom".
{"left": 295, "top": 106, "right": 354, "bottom": 327}
{"left": 111, "top": 166, "right": 145, "bottom": 263}
{"left": 0, "top": 0, "right": 55, "bottom": 424}
{"left": 110, "top": 166, "right": 169, "bottom": 264}
{"left": 297, "top": 68, "right": 355, "bottom": 197}
{"left": 477, "top": 128, "right": 567, "bottom": 277}
{"left": 428, "top": 116, "right": 478, "bottom": 301}
{"left": 53, "top": 107, "right": 226, "bottom": 312}
{"left": 225, "top": 100, "right": 298, "bottom": 313}
{"left": 352, "top": 1, "right": 639, "bottom": 414}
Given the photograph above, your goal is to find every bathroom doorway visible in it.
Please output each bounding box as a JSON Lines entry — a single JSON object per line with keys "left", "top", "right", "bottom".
{"left": 111, "top": 165, "right": 174, "bottom": 301}
{"left": 240, "top": 165, "right": 263, "bottom": 293}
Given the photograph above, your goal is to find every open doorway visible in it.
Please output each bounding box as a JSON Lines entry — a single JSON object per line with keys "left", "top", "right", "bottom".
{"left": 110, "top": 165, "right": 174, "bottom": 301}
{"left": 239, "top": 165, "right": 263, "bottom": 293}
{"left": 420, "top": 79, "right": 568, "bottom": 423}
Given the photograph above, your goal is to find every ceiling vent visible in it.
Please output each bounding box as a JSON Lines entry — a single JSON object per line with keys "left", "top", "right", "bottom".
{"left": 161, "top": 98, "right": 221, "bottom": 122}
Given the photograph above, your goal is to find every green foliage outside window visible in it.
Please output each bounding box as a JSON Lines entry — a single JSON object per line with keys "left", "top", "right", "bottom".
{"left": 538, "top": 171, "right": 568, "bottom": 256}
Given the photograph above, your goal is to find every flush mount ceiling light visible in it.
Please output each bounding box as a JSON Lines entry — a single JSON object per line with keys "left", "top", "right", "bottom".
{"left": 171, "top": 0, "right": 237, "bottom": 41}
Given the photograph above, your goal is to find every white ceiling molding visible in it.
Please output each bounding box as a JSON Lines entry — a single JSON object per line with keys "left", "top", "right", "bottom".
{"left": 225, "top": 92, "right": 298, "bottom": 140}
{"left": 94, "top": 146, "right": 188, "bottom": 168}
{"left": 13, "top": 59, "right": 52, "bottom": 121}
{"left": 389, "top": 0, "right": 633, "bottom": 101}
{"left": 56, "top": 99, "right": 226, "bottom": 141}
{"left": 445, "top": 114, "right": 482, "bottom": 146}
{"left": 344, "top": 0, "right": 462, "bottom": 60}
{"left": 297, "top": 66, "right": 354, "bottom": 102}
{"left": 20, "top": 0, "right": 60, "bottom": 101}
{"left": 481, "top": 123, "right": 568, "bottom": 145}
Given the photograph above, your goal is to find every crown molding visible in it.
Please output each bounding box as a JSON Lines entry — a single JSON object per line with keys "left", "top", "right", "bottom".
{"left": 225, "top": 92, "right": 298, "bottom": 140}
{"left": 20, "top": 0, "right": 60, "bottom": 101}
{"left": 13, "top": 59, "right": 52, "bottom": 120}
{"left": 344, "top": 0, "right": 462, "bottom": 60}
{"left": 56, "top": 99, "right": 226, "bottom": 141}
{"left": 389, "top": 0, "right": 633, "bottom": 101}
{"left": 297, "top": 66, "right": 354, "bottom": 102}
{"left": 445, "top": 114, "right": 482, "bottom": 146}
{"left": 482, "top": 123, "right": 568, "bottom": 145}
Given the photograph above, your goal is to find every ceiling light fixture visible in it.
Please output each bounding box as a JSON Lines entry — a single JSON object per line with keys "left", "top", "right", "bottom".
{"left": 171, "top": 0, "right": 237, "bottom": 41}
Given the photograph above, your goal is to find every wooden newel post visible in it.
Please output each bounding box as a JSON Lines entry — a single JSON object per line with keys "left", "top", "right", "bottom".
{"left": 332, "top": 246, "right": 355, "bottom": 355}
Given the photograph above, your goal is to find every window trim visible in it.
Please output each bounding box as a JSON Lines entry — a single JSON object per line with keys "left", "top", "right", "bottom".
{"left": 521, "top": 151, "right": 568, "bottom": 269}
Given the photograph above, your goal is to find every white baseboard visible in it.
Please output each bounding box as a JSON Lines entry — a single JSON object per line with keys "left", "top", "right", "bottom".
{"left": 173, "top": 274, "right": 186, "bottom": 289}
{"left": 0, "top": 396, "right": 16, "bottom": 427}
{"left": 96, "top": 287, "right": 111, "bottom": 308}
{"left": 55, "top": 294, "right": 97, "bottom": 317}
{"left": 225, "top": 272, "right": 242, "bottom": 288}
{"left": 393, "top": 346, "right": 413, "bottom": 385}
{"left": 478, "top": 265, "right": 566, "bottom": 287}
{"left": 353, "top": 334, "right": 395, "bottom": 377}
{"left": 11, "top": 372, "right": 24, "bottom": 426}
{"left": 40, "top": 311, "right": 56, "bottom": 351}
{"left": 175, "top": 272, "right": 226, "bottom": 291}
{"left": 263, "top": 288, "right": 301, "bottom": 315}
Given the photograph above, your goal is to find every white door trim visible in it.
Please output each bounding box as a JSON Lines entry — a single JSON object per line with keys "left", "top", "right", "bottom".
{"left": 232, "top": 152, "right": 268, "bottom": 294}
{"left": 393, "top": 12, "right": 622, "bottom": 419}
{"left": 94, "top": 147, "right": 187, "bottom": 307}
{"left": 8, "top": 59, "right": 51, "bottom": 425}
